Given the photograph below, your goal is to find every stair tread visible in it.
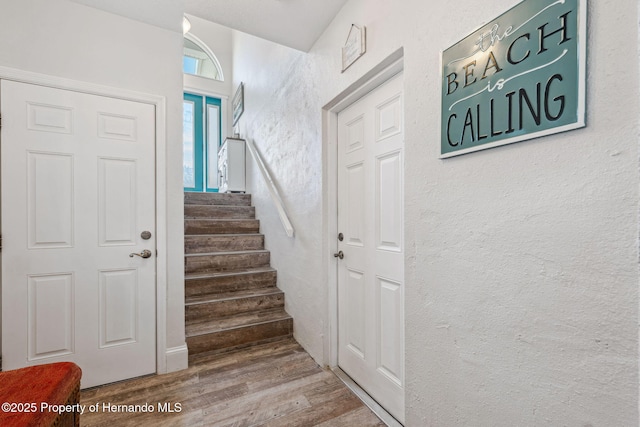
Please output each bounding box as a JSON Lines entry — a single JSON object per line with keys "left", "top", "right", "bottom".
{"left": 185, "top": 287, "right": 282, "bottom": 306}
{"left": 185, "top": 205, "right": 256, "bottom": 220}
{"left": 185, "top": 234, "right": 265, "bottom": 254}
{"left": 185, "top": 266, "right": 277, "bottom": 280}
{"left": 188, "top": 337, "right": 298, "bottom": 364}
{"left": 185, "top": 219, "right": 260, "bottom": 234}
{"left": 184, "top": 193, "right": 251, "bottom": 206}
{"left": 184, "top": 204, "right": 253, "bottom": 209}
{"left": 184, "top": 249, "right": 269, "bottom": 258}
{"left": 186, "top": 308, "right": 292, "bottom": 337}
{"left": 185, "top": 233, "right": 263, "bottom": 238}
{"left": 185, "top": 219, "right": 260, "bottom": 235}
{"left": 185, "top": 218, "right": 257, "bottom": 222}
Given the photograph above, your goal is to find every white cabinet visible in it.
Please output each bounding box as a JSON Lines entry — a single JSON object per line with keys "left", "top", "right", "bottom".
{"left": 218, "top": 137, "right": 246, "bottom": 193}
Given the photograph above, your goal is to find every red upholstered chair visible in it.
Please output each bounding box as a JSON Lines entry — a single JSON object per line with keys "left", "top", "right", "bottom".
{"left": 0, "top": 362, "right": 82, "bottom": 427}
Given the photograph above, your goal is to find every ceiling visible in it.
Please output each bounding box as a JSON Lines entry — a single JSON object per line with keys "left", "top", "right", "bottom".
{"left": 69, "top": 0, "right": 183, "bottom": 33}
{"left": 69, "top": 0, "right": 349, "bottom": 52}
{"left": 184, "top": 0, "right": 350, "bottom": 52}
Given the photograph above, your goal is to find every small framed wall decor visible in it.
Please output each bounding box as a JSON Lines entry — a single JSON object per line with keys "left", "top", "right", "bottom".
{"left": 342, "top": 24, "right": 366, "bottom": 72}
{"left": 232, "top": 82, "right": 244, "bottom": 126}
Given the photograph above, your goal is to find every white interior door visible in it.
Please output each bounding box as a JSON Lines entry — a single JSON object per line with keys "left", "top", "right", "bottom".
{"left": 1, "top": 80, "right": 156, "bottom": 388}
{"left": 337, "top": 73, "right": 405, "bottom": 423}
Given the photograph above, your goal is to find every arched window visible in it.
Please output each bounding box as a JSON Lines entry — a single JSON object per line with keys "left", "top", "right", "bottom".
{"left": 183, "top": 34, "right": 224, "bottom": 81}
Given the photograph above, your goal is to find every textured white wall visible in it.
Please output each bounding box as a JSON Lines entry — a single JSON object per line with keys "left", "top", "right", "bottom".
{"left": 233, "top": 0, "right": 639, "bottom": 425}
{"left": 232, "top": 32, "right": 321, "bottom": 355}
{"left": 0, "top": 0, "right": 186, "bottom": 370}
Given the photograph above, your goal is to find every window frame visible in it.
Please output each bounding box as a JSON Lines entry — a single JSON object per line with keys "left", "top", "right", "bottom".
{"left": 183, "top": 33, "right": 224, "bottom": 81}
{"left": 183, "top": 92, "right": 222, "bottom": 193}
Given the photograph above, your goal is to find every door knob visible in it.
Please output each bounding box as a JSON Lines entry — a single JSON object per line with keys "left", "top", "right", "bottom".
{"left": 333, "top": 251, "right": 344, "bottom": 260}
{"left": 130, "top": 249, "right": 152, "bottom": 258}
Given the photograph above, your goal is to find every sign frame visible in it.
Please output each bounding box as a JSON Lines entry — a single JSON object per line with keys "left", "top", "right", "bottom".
{"left": 232, "top": 82, "right": 244, "bottom": 126}
{"left": 440, "top": 0, "right": 587, "bottom": 158}
{"left": 342, "top": 24, "right": 366, "bottom": 72}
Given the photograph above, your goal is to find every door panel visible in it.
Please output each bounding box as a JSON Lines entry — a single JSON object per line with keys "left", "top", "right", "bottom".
{"left": 346, "top": 268, "right": 366, "bottom": 359}
{"left": 28, "top": 273, "right": 75, "bottom": 360}
{"left": 337, "top": 73, "right": 405, "bottom": 423}
{"left": 28, "top": 152, "right": 74, "bottom": 248}
{"left": 99, "top": 268, "right": 138, "bottom": 347}
{"left": 378, "top": 277, "right": 402, "bottom": 384}
{"left": 346, "top": 162, "right": 365, "bottom": 246}
{"left": 377, "top": 151, "right": 402, "bottom": 251}
{"left": 1, "top": 80, "right": 156, "bottom": 388}
{"left": 98, "top": 158, "right": 137, "bottom": 245}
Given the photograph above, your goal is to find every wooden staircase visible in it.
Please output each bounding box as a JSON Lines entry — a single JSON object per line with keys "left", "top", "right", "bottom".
{"left": 184, "top": 192, "right": 293, "bottom": 362}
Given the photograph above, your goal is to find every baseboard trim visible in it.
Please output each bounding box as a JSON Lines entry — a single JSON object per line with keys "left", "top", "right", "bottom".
{"left": 332, "top": 367, "right": 404, "bottom": 427}
{"left": 165, "top": 344, "right": 189, "bottom": 373}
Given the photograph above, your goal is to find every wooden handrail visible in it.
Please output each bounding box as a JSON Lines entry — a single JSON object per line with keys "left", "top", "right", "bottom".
{"left": 245, "top": 138, "right": 295, "bottom": 238}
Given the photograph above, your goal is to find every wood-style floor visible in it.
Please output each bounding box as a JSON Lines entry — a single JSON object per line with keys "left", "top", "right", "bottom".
{"left": 80, "top": 339, "right": 385, "bottom": 427}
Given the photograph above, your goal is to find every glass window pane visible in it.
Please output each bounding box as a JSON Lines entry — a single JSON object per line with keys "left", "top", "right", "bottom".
{"left": 183, "top": 101, "right": 196, "bottom": 188}
{"left": 183, "top": 38, "right": 223, "bottom": 81}
{"left": 183, "top": 56, "right": 198, "bottom": 75}
{"left": 207, "top": 105, "right": 220, "bottom": 190}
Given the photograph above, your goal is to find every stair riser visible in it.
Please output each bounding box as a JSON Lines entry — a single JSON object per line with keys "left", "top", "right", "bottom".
{"left": 185, "top": 252, "right": 270, "bottom": 274}
{"left": 186, "top": 319, "right": 293, "bottom": 356}
{"left": 185, "top": 235, "right": 264, "bottom": 254}
{"left": 185, "top": 220, "right": 260, "bottom": 235}
{"left": 186, "top": 293, "right": 285, "bottom": 323}
{"left": 184, "top": 193, "right": 251, "bottom": 206}
{"left": 185, "top": 271, "right": 278, "bottom": 297}
{"left": 185, "top": 205, "right": 255, "bottom": 220}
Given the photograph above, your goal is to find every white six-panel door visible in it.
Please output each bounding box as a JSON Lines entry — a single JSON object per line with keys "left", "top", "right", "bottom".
{"left": 337, "top": 73, "right": 405, "bottom": 423}
{"left": 1, "top": 80, "right": 156, "bottom": 388}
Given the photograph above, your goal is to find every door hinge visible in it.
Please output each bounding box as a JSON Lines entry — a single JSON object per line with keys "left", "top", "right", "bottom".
{"left": 0, "top": 234, "right": 3, "bottom": 252}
